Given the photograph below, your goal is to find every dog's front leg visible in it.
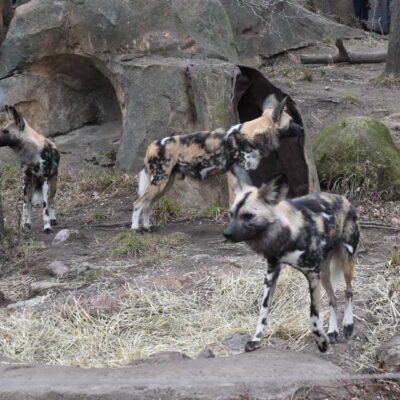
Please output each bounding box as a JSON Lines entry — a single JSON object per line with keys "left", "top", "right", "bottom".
{"left": 307, "top": 271, "right": 329, "bottom": 352}
{"left": 42, "top": 178, "right": 52, "bottom": 233}
{"left": 245, "top": 262, "right": 281, "bottom": 352}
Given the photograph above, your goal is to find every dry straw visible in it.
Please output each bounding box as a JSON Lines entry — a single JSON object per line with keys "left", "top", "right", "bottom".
{"left": 0, "top": 268, "right": 318, "bottom": 367}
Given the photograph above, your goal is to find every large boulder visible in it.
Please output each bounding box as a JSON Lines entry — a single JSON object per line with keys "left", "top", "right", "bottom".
{"left": 0, "top": 1, "right": 362, "bottom": 167}
{"left": 0, "top": 0, "right": 364, "bottom": 204}
{"left": 312, "top": 117, "right": 400, "bottom": 200}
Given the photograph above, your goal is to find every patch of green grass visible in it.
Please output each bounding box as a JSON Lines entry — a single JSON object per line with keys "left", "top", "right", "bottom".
{"left": 340, "top": 95, "right": 362, "bottom": 106}
{"left": 323, "top": 172, "right": 376, "bottom": 201}
{"left": 374, "top": 74, "right": 400, "bottom": 88}
{"left": 302, "top": 68, "right": 313, "bottom": 82}
{"left": 197, "top": 204, "right": 228, "bottom": 222}
{"left": 0, "top": 228, "right": 46, "bottom": 275}
{"left": 110, "top": 231, "right": 188, "bottom": 258}
{"left": 321, "top": 33, "right": 335, "bottom": 46}
{"left": 84, "top": 269, "right": 113, "bottom": 284}
{"left": 90, "top": 208, "right": 107, "bottom": 222}
{"left": 152, "top": 196, "right": 183, "bottom": 224}
{"left": 0, "top": 163, "right": 21, "bottom": 201}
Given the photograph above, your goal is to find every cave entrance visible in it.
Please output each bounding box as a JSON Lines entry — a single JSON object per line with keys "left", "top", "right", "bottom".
{"left": 232, "top": 65, "right": 315, "bottom": 197}
{"left": 16, "top": 54, "right": 122, "bottom": 167}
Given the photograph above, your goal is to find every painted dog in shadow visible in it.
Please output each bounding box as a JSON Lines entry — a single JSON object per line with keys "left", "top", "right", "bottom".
{"left": 132, "top": 95, "right": 304, "bottom": 231}
{"left": 0, "top": 106, "right": 60, "bottom": 233}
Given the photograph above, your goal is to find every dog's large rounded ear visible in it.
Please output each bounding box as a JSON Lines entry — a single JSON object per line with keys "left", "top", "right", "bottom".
{"left": 271, "top": 97, "right": 287, "bottom": 125}
{"left": 278, "top": 121, "right": 305, "bottom": 140}
{"left": 258, "top": 174, "right": 289, "bottom": 204}
{"left": 5, "top": 105, "right": 25, "bottom": 131}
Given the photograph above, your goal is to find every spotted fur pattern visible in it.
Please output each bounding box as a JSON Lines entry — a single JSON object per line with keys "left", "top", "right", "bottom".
{"left": 0, "top": 106, "right": 60, "bottom": 233}
{"left": 131, "top": 95, "right": 304, "bottom": 231}
{"left": 223, "top": 174, "right": 359, "bottom": 353}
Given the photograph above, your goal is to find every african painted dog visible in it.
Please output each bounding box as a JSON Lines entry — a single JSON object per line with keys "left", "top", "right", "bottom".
{"left": 0, "top": 106, "right": 60, "bottom": 233}
{"left": 223, "top": 174, "right": 359, "bottom": 353}
{"left": 132, "top": 95, "right": 304, "bottom": 231}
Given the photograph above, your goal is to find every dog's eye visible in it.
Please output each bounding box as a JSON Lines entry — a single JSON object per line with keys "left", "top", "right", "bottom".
{"left": 242, "top": 212, "right": 254, "bottom": 221}
{"left": 1, "top": 129, "right": 9, "bottom": 134}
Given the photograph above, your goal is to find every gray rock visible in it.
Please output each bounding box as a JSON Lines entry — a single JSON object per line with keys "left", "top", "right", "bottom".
{"left": 269, "top": 337, "right": 289, "bottom": 347}
{"left": 7, "top": 296, "right": 47, "bottom": 310}
{"left": 132, "top": 351, "right": 192, "bottom": 366}
{"left": 29, "top": 281, "right": 64, "bottom": 297}
{"left": 377, "top": 335, "right": 400, "bottom": 372}
{"left": 52, "top": 229, "right": 87, "bottom": 245}
{"left": 223, "top": 333, "right": 252, "bottom": 352}
{"left": 196, "top": 347, "right": 215, "bottom": 359}
{"left": 46, "top": 260, "right": 70, "bottom": 278}
{"left": 52, "top": 229, "right": 71, "bottom": 245}
{"left": 0, "top": 290, "right": 11, "bottom": 307}
{"left": 0, "top": 347, "right": 350, "bottom": 400}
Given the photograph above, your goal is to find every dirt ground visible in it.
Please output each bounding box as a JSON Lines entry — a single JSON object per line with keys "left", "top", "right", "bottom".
{"left": 0, "top": 37, "right": 400, "bottom": 397}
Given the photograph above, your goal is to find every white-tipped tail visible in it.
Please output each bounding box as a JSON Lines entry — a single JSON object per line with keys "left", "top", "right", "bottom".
{"left": 32, "top": 190, "right": 43, "bottom": 206}
{"left": 138, "top": 168, "right": 149, "bottom": 197}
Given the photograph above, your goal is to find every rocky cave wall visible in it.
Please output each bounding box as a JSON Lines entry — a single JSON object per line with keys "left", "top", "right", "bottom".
{"left": 0, "top": 0, "right": 363, "bottom": 204}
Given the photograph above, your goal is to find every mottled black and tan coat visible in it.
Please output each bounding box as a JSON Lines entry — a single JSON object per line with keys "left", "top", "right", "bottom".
{"left": 223, "top": 174, "right": 360, "bottom": 353}
{"left": 0, "top": 106, "right": 60, "bottom": 233}
{"left": 132, "top": 95, "right": 304, "bottom": 231}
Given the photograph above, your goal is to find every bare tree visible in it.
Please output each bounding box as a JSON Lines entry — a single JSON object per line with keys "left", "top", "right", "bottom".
{"left": 386, "top": 0, "right": 400, "bottom": 75}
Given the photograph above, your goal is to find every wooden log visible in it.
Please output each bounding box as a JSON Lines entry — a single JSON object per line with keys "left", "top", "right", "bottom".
{"left": 301, "top": 39, "right": 387, "bottom": 65}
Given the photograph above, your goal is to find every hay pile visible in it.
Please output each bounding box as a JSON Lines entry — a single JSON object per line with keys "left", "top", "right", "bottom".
{"left": 0, "top": 268, "right": 319, "bottom": 367}
{"left": 0, "top": 262, "right": 397, "bottom": 370}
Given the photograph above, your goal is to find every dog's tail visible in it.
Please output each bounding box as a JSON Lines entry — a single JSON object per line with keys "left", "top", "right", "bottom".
{"left": 329, "top": 245, "right": 345, "bottom": 287}
{"left": 137, "top": 168, "right": 150, "bottom": 197}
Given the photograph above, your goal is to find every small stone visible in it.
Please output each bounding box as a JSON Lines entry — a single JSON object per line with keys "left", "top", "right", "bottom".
{"left": 324, "top": 86, "right": 331, "bottom": 91}
{"left": 269, "top": 337, "right": 288, "bottom": 347}
{"left": 0, "top": 290, "right": 11, "bottom": 307}
{"left": 7, "top": 296, "right": 47, "bottom": 310}
{"left": 52, "top": 229, "right": 87, "bottom": 245}
{"left": 132, "top": 351, "right": 191, "bottom": 366}
{"left": 46, "top": 260, "right": 70, "bottom": 277}
{"left": 52, "top": 229, "right": 71, "bottom": 245}
{"left": 197, "top": 347, "right": 215, "bottom": 359}
{"left": 29, "top": 281, "right": 64, "bottom": 297}
{"left": 377, "top": 335, "right": 400, "bottom": 372}
{"left": 95, "top": 155, "right": 115, "bottom": 167}
{"left": 222, "top": 333, "right": 252, "bottom": 352}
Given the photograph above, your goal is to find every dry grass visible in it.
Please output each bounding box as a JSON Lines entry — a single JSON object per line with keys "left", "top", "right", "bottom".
{"left": 0, "top": 268, "right": 318, "bottom": 367}
{"left": 109, "top": 231, "right": 189, "bottom": 258}
{"left": 0, "top": 257, "right": 397, "bottom": 369}
{"left": 357, "top": 257, "right": 399, "bottom": 371}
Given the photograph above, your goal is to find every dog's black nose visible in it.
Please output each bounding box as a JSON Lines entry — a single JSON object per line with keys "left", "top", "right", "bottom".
{"left": 223, "top": 228, "right": 233, "bottom": 241}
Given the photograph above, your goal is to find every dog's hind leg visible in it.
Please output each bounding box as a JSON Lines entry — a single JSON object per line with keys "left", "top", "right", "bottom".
{"left": 22, "top": 170, "right": 34, "bottom": 229}
{"left": 343, "top": 258, "right": 355, "bottom": 339}
{"left": 141, "top": 173, "right": 177, "bottom": 231}
{"left": 245, "top": 261, "right": 281, "bottom": 352}
{"left": 307, "top": 271, "right": 329, "bottom": 352}
{"left": 48, "top": 175, "right": 58, "bottom": 226}
{"left": 321, "top": 253, "right": 339, "bottom": 343}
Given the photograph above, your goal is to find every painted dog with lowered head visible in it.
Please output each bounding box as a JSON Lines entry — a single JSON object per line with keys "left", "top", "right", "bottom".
{"left": 132, "top": 95, "right": 304, "bottom": 231}
{"left": 223, "top": 172, "right": 359, "bottom": 353}
{"left": 0, "top": 106, "right": 60, "bottom": 233}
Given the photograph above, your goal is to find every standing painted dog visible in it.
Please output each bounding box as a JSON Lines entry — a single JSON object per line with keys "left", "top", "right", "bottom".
{"left": 223, "top": 174, "right": 360, "bottom": 353}
{"left": 0, "top": 106, "right": 60, "bottom": 233}
{"left": 132, "top": 95, "right": 304, "bottom": 231}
